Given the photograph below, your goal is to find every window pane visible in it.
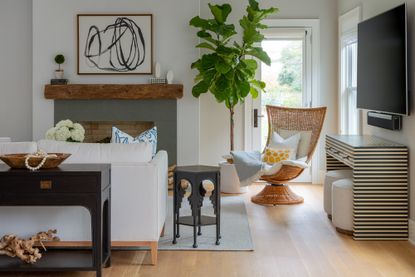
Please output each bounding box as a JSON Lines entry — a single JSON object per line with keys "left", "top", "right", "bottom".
{"left": 351, "top": 43, "right": 357, "bottom": 87}
{"left": 341, "top": 39, "right": 359, "bottom": 135}
{"left": 261, "top": 39, "right": 304, "bottom": 148}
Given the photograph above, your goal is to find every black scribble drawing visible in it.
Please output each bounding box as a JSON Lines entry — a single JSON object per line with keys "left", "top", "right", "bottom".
{"left": 84, "top": 17, "right": 146, "bottom": 72}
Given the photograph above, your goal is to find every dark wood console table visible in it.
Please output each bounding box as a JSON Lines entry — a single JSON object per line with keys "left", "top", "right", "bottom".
{"left": 326, "top": 135, "right": 409, "bottom": 240}
{"left": 0, "top": 164, "right": 111, "bottom": 277}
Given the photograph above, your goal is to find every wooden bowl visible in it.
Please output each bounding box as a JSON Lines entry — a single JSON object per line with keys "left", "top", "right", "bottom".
{"left": 0, "top": 153, "right": 71, "bottom": 169}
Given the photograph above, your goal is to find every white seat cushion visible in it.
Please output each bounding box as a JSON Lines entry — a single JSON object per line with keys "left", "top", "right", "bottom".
{"left": 38, "top": 139, "right": 153, "bottom": 164}
{"left": 262, "top": 159, "right": 309, "bottom": 176}
{"left": 324, "top": 170, "right": 353, "bottom": 215}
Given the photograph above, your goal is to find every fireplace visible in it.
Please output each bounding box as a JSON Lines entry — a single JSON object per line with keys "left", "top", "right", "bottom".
{"left": 54, "top": 99, "right": 177, "bottom": 165}
{"left": 80, "top": 121, "right": 155, "bottom": 143}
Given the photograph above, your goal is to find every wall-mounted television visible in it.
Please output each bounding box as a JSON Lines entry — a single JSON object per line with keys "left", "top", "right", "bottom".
{"left": 357, "top": 3, "right": 409, "bottom": 116}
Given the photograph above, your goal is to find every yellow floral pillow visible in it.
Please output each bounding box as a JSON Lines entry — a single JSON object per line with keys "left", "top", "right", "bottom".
{"left": 262, "top": 148, "right": 294, "bottom": 165}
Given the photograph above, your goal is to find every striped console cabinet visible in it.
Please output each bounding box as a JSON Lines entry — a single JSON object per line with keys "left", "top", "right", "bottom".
{"left": 326, "top": 135, "right": 409, "bottom": 240}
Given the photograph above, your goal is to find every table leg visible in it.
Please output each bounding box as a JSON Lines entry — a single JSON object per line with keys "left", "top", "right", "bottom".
{"left": 193, "top": 214, "right": 198, "bottom": 248}
{"left": 173, "top": 179, "right": 177, "bottom": 244}
{"left": 176, "top": 208, "right": 181, "bottom": 238}
{"left": 90, "top": 205, "right": 102, "bottom": 277}
{"left": 216, "top": 173, "right": 221, "bottom": 244}
{"left": 198, "top": 209, "right": 202, "bottom": 236}
{"left": 103, "top": 190, "right": 111, "bottom": 268}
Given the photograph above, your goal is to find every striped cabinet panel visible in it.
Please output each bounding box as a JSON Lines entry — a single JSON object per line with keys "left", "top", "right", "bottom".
{"left": 326, "top": 135, "right": 409, "bottom": 240}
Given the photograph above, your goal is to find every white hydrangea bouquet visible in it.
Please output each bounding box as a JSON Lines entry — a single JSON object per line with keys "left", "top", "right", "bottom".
{"left": 45, "top": 120, "right": 85, "bottom": 142}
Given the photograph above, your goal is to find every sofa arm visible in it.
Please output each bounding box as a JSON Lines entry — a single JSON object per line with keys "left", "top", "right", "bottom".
{"left": 150, "top": 151, "right": 168, "bottom": 236}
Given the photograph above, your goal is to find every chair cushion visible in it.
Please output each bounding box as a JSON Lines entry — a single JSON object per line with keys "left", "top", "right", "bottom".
{"left": 277, "top": 129, "right": 312, "bottom": 159}
{"left": 262, "top": 148, "right": 294, "bottom": 165}
{"left": 262, "top": 159, "right": 308, "bottom": 176}
{"left": 269, "top": 132, "right": 300, "bottom": 159}
{"left": 111, "top": 126, "right": 157, "bottom": 157}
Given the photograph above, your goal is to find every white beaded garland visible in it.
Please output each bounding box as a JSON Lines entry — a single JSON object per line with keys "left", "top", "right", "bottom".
{"left": 25, "top": 150, "right": 57, "bottom": 171}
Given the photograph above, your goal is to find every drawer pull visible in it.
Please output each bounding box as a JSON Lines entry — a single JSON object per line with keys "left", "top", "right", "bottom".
{"left": 40, "top": 180, "right": 53, "bottom": 190}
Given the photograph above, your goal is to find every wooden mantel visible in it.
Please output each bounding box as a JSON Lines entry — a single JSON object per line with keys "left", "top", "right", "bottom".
{"left": 44, "top": 84, "right": 183, "bottom": 100}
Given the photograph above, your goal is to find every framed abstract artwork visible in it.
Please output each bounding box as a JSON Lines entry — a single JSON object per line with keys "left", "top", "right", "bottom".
{"left": 77, "top": 14, "right": 153, "bottom": 75}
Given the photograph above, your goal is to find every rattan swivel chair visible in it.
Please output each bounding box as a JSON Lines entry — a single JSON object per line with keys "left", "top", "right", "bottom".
{"left": 252, "top": 105, "right": 327, "bottom": 206}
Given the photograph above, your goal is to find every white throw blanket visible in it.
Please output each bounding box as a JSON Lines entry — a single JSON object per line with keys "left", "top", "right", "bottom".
{"left": 231, "top": 151, "right": 308, "bottom": 187}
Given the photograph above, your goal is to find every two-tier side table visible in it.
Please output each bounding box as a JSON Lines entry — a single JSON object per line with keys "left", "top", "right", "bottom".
{"left": 173, "top": 165, "right": 221, "bottom": 248}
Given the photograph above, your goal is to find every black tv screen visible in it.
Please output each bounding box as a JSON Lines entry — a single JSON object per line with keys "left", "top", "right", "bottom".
{"left": 357, "top": 4, "right": 408, "bottom": 115}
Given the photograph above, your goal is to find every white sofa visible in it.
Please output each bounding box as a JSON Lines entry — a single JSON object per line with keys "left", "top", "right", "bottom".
{"left": 0, "top": 140, "right": 168, "bottom": 264}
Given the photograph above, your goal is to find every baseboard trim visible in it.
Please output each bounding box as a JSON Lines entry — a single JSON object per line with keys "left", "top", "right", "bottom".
{"left": 409, "top": 219, "right": 415, "bottom": 245}
{"left": 43, "top": 240, "right": 156, "bottom": 248}
{"left": 316, "top": 169, "right": 325, "bottom": 185}
{"left": 43, "top": 241, "right": 158, "bottom": 265}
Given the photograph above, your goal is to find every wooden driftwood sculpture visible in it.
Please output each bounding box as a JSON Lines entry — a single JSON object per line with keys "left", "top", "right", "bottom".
{"left": 0, "top": 229, "right": 59, "bottom": 264}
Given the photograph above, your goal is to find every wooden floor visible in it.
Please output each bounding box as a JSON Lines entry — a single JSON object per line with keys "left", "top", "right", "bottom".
{"left": 2, "top": 183, "right": 415, "bottom": 277}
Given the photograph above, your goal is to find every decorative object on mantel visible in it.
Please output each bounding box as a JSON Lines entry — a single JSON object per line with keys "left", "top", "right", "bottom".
{"left": 150, "top": 62, "right": 167, "bottom": 83}
{"left": 44, "top": 84, "right": 183, "bottom": 100}
{"left": 189, "top": 1, "right": 277, "bottom": 151}
{"left": 46, "top": 119, "right": 86, "bottom": 142}
{"left": 149, "top": 78, "right": 167, "bottom": 84}
{"left": 0, "top": 152, "right": 71, "bottom": 170}
{"left": 155, "top": 62, "right": 161, "bottom": 78}
{"left": 166, "top": 70, "right": 174, "bottom": 84}
{"left": 0, "top": 229, "right": 59, "bottom": 264}
{"left": 50, "top": 79, "right": 68, "bottom": 85}
{"left": 54, "top": 54, "right": 65, "bottom": 79}
{"left": 77, "top": 14, "right": 153, "bottom": 75}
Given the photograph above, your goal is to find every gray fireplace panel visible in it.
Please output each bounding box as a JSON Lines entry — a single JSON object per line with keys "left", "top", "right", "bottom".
{"left": 54, "top": 100, "right": 177, "bottom": 165}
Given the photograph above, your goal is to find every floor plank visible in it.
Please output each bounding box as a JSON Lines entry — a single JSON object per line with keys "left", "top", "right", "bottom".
{"left": 2, "top": 183, "right": 415, "bottom": 277}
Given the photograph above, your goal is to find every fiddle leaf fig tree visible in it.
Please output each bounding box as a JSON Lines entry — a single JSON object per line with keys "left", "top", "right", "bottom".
{"left": 190, "top": 0, "right": 278, "bottom": 151}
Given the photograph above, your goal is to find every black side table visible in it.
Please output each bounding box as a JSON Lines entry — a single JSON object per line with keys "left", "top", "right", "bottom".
{"left": 173, "top": 165, "right": 221, "bottom": 248}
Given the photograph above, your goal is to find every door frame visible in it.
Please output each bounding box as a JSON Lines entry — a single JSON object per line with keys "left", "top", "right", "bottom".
{"left": 243, "top": 19, "right": 321, "bottom": 184}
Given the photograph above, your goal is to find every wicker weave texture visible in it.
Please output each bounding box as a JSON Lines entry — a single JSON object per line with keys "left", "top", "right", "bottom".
{"left": 265, "top": 105, "right": 327, "bottom": 163}
{"left": 260, "top": 106, "right": 327, "bottom": 185}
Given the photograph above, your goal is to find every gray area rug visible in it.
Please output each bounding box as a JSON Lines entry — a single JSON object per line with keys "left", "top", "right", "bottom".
{"left": 159, "top": 196, "right": 254, "bottom": 251}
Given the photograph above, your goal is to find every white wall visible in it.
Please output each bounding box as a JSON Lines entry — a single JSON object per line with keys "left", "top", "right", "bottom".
{"left": 0, "top": 0, "right": 32, "bottom": 141}
{"left": 32, "top": 0, "right": 200, "bottom": 165}
{"left": 338, "top": 0, "right": 415, "bottom": 239}
{"left": 199, "top": 0, "right": 339, "bottom": 170}
{"left": 4, "top": 0, "right": 338, "bottom": 169}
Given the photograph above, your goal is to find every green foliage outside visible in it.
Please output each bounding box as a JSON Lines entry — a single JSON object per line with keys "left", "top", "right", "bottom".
{"left": 278, "top": 44, "right": 302, "bottom": 92}
{"left": 189, "top": 0, "right": 278, "bottom": 150}
{"left": 262, "top": 41, "right": 303, "bottom": 108}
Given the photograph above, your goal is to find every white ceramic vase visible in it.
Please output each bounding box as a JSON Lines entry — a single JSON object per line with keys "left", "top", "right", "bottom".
{"left": 155, "top": 62, "right": 161, "bottom": 78}
{"left": 55, "top": 70, "right": 64, "bottom": 79}
{"left": 166, "top": 70, "right": 174, "bottom": 84}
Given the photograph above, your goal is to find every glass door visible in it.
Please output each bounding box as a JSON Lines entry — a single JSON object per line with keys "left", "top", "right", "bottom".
{"left": 252, "top": 28, "right": 312, "bottom": 182}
